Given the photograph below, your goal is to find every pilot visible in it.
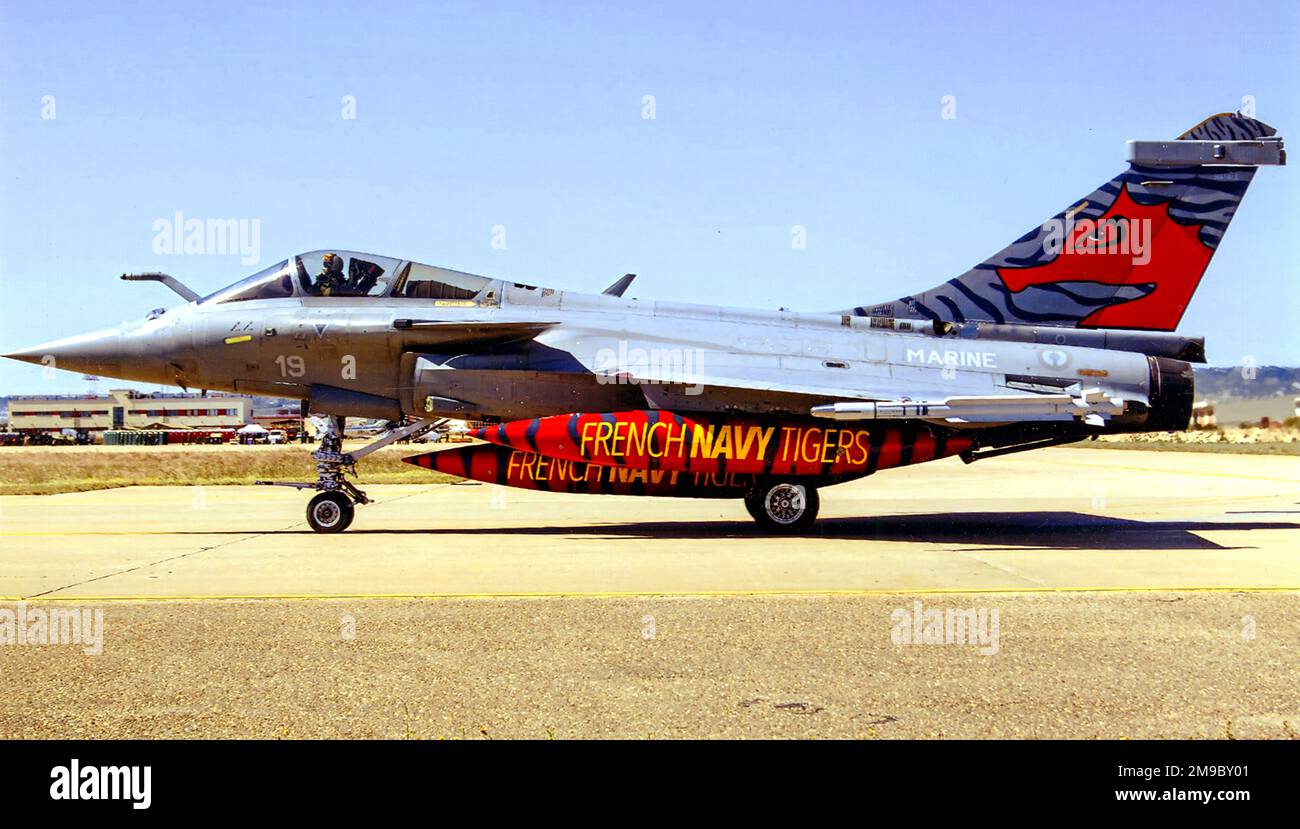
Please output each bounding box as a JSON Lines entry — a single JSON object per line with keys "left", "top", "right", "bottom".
{"left": 313, "top": 253, "right": 346, "bottom": 296}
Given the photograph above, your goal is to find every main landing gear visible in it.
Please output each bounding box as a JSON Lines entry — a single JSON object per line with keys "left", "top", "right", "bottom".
{"left": 257, "top": 415, "right": 441, "bottom": 533}
{"left": 744, "top": 480, "right": 820, "bottom": 533}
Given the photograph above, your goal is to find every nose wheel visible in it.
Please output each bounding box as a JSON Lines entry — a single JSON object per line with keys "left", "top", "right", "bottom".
{"left": 307, "top": 491, "right": 354, "bottom": 533}
{"left": 257, "top": 415, "right": 442, "bottom": 533}
{"left": 744, "top": 480, "right": 820, "bottom": 533}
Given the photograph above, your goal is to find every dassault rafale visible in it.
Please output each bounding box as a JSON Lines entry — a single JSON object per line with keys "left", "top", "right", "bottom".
{"left": 5, "top": 113, "right": 1285, "bottom": 532}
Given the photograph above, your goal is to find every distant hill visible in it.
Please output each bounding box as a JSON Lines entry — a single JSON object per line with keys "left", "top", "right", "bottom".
{"left": 1193, "top": 366, "right": 1300, "bottom": 401}
{"left": 1191, "top": 366, "right": 1298, "bottom": 424}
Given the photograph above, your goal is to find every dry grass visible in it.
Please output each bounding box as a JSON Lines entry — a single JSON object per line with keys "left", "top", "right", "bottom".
{"left": 5, "top": 430, "right": 1294, "bottom": 496}
{"left": 0, "top": 443, "right": 455, "bottom": 495}
{"left": 1089, "top": 425, "right": 1300, "bottom": 456}
{"left": 1080, "top": 440, "right": 1300, "bottom": 456}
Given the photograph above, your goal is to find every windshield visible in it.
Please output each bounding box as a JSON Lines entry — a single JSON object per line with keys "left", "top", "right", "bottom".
{"left": 200, "top": 260, "right": 292, "bottom": 304}
{"left": 296, "top": 250, "right": 401, "bottom": 297}
{"left": 200, "top": 250, "right": 494, "bottom": 304}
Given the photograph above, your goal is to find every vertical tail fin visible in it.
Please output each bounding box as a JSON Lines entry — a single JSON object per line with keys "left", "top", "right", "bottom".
{"left": 851, "top": 113, "right": 1285, "bottom": 331}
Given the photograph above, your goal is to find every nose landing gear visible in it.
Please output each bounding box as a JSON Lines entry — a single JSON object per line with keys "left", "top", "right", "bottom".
{"left": 257, "top": 415, "right": 441, "bottom": 533}
{"left": 307, "top": 491, "right": 354, "bottom": 533}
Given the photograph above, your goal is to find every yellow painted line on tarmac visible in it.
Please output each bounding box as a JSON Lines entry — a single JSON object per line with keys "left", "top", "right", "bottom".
{"left": 0, "top": 532, "right": 253, "bottom": 540}
{"left": 0, "top": 531, "right": 259, "bottom": 536}
{"left": 2, "top": 585, "right": 1296, "bottom": 602}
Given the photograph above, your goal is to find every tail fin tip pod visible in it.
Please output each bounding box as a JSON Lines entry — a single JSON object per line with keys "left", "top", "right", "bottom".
{"left": 852, "top": 113, "right": 1284, "bottom": 332}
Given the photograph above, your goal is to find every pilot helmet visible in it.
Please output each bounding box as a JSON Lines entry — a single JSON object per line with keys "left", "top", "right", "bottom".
{"left": 322, "top": 252, "right": 343, "bottom": 272}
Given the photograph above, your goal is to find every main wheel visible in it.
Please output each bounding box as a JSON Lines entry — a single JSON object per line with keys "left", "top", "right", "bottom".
{"left": 307, "top": 491, "right": 354, "bottom": 533}
{"left": 744, "top": 481, "right": 819, "bottom": 533}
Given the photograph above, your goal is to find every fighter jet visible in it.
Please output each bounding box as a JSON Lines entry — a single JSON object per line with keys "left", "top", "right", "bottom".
{"left": 5, "top": 113, "right": 1285, "bottom": 533}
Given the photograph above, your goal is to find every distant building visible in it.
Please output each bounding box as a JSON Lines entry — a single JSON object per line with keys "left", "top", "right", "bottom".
{"left": 7, "top": 389, "right": 252, "bottom": 435}
{"left": 1191, "top": 400, "right": 1217, "bottom": 428}
{"left": 252, "top": 402, "right": 306, "bottom": 440}
{"left": 252, "top": 403, "right": 304, "bottom": 428}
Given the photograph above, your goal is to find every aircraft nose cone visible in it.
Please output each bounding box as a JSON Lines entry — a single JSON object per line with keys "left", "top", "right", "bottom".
{"left": 3, "top": 327, "right": 125, "bottom": 376}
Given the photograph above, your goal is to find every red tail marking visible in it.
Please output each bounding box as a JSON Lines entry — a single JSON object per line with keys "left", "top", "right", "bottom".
{"left": 996, "top": 187, "right": 1213, "bottom": 331}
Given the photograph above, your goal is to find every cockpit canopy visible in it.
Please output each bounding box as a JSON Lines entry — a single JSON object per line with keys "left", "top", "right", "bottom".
{"left": 200, "top": 250, "right": 495, "bottom": 304}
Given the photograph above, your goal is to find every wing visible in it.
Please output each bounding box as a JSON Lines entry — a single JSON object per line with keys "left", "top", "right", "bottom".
{"left": 615, "top": 353, "right": 955, "bottom": 415}
{"left": 619, "top": 354, "right": 1131, "bottom": 425}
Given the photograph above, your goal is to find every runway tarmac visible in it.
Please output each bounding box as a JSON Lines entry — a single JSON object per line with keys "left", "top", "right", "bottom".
{"left": 1, "top": 448, "right": 1296, "bottom": 599}
{"left": 1, "top": 447, "right": 1297, "bottom": 738}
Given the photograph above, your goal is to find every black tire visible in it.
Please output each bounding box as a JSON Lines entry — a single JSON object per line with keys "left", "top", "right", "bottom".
{"left": 744, "top": 481, "right": 819, "bottom": 533}
{"left": 307, "top": 491, "right": 354, "bottom": 533}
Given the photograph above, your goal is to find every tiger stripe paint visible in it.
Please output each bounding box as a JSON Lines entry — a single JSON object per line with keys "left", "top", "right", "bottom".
{"left": 470, "top": 411, "right": 974, "bottom": 476}
{"left": 402, "top": 411, "right": 976, "bottom": 497}
{"left": 855, "top": 113, "right": 1281, "bottom": 333}
{"left": 404, "top": 441, "right": 770, "bottom": 497}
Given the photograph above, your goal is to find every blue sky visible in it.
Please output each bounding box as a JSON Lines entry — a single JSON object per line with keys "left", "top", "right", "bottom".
{"left": 1, "top": 0, "right": 1296, "bottom": 394}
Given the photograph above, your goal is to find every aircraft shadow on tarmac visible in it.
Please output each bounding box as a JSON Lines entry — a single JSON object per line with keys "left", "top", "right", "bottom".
{"left": 331, "top": 511, "right": 1298, "bottom": 551}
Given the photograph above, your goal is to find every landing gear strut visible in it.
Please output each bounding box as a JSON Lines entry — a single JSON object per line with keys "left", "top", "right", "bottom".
{"left": 744, "top": 480, "right": 820, "bottom": 533}
{"left": 257, "top": 416, "right": 441, "bottom": 533}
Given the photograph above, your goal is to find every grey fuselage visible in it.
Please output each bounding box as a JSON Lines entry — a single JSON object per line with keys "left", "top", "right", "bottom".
{"left": 19, "top": 266, "right": 1189, "bottom": 438}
